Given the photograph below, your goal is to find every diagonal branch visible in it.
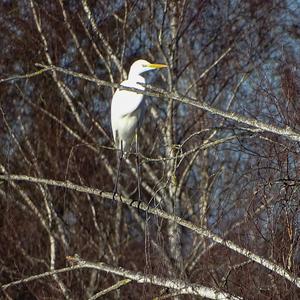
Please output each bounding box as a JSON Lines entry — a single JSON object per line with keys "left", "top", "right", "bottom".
{"left": 2, "top": 64, "right": 300, "bottom": 143}
{"left": 88, "top": 279, "right": 132, "bottom": 300}
{"left": 0, "top": 174, "right": 299, "bottom": 289}
{"left": 1, "top": 256, "right": 241, "bottom": 300}
{"left": 1, "top": 64, "right": 299, "bottom": 142}
{"left": 81, "top": 0, "right": 126, "bottom": 79}
{"left": 21, "top": 64, "right": 300, "bottom": 142}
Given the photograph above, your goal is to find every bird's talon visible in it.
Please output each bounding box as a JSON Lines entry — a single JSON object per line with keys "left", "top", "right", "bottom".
{"left": 112, "top": 191, "right": 117, "bottom": 201}
{"left": 137, "top": 200, "right": 142, "bottom": 211}
{"left": 130, "top": 199, "right": 143, "bottom": 212}
{"left": 113, "top": 191, "right": 123, "bottom": 202}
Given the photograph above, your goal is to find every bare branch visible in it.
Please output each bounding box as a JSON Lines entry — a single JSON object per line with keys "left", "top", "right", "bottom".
{"left": 0, "top": 174, "right": 299, "bottom": 288}
{"left": 27, "top": 64, "right": 300, "bottom": 142}
{"left": 88, "top": 279, "right": 132, "bottom": 300}
{"left": 1, "top": 256, "right": 241, "bottom": 300}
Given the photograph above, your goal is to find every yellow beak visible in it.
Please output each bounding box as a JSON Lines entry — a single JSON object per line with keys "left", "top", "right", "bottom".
{"left": 147, "top": 63, "right": 167, "bottom": 69}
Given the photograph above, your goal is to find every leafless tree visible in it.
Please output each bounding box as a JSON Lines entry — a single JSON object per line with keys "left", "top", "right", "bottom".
{"left": 1, "top": 0, "right": 300, "bottom": 299}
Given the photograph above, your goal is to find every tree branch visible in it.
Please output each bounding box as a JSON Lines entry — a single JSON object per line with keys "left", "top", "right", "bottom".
{"left": 2, "top": 64, "right": 300, "bottom": 143}
{"left": 0, "top": 174, "right": 299, "bottom": 289}
{"left": 1, "top": 256, "right": 241, "bottom": 300}
{"left": 19, "top": 64, "right": 300, "bottom": 142}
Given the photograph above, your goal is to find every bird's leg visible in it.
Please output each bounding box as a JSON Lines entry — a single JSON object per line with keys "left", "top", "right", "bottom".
{"left": 130, "top": 132, "right": 142, "bottom": 210}
{"left": 113, "top": 141, "right": 124, "bottom": 201}
{"left": 136, "top": 132, "right": 142, "bottom": 203}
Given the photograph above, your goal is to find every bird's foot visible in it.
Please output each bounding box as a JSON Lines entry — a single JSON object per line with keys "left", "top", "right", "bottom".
{"left": 112, "top": 191, "right": 123, "bottom": 202}
{"left": 130, "top": 199, "right": 143, "bottom": 211}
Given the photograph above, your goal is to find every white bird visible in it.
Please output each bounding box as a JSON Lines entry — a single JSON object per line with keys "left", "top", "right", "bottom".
{"left": 111, "top": 59, "right": 167, "bottom": 154}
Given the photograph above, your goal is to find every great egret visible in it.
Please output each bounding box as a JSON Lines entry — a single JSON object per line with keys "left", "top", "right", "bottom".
{"left": 111, "top": 59, "right": 167, "bottom": 200}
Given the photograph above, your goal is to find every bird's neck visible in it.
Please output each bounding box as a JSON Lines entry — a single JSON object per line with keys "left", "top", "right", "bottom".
{"left": 127, "top": 73, "right": 145, "bottom": 86}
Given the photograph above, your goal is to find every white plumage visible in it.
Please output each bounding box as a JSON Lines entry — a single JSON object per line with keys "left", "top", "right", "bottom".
{"left": 111, "top": 59, "right": 167, "bottom": 153}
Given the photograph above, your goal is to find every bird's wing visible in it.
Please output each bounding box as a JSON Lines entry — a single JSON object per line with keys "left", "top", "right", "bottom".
{"left": 111, "top": 80, "right": 145, "bottom": 118}
{"left": 136, "top": 98, "right": 146, "bottom": 129}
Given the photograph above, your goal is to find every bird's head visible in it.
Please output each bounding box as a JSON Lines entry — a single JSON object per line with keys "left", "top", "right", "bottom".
{"left": 128, "top": 59, "right": 167, "bottom": 78}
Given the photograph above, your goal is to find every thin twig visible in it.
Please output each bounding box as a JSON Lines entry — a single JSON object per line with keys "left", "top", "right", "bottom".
{"left": 88, "top": 279, "right": 132, "bottom": 300}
